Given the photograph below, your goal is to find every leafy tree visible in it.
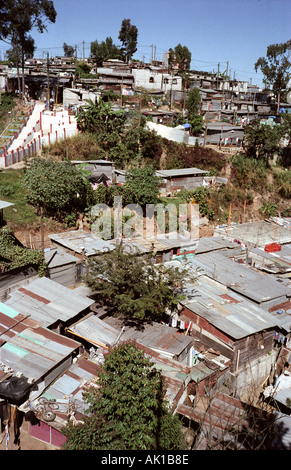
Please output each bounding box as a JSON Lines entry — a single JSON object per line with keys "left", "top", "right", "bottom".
{"left": 118, "top": 18, "right": 138, "bottom": 63}
{"left": 168, "top": 44, "right": 191, "bottom": 75}
{"left": 123, "top": 165, "right": 161, "bottom": 207}
{"left": 75, "top": 60, "right": 92, "bottom": 78}
{"left": 85, "top": 242, "right": 190, "bottom": 322}
{"left": 255, "top": 40, "right": 291, "bottom": 114}
{"left": 22, "top": 157, "right": 94, "bottom": 221}
{"left": 186, "top": 88, "right": 203, "bottom": 135}
{"left": 244, "top": 119, "right": 285, "bottom": 162}
{"left": 76, "top": 97, "right": 126, "bottom": 135}
{"left": 62, "top": 341, "right": 184, "bottom": 450}
{"left": 0, "top": 0, "right": 57, "bottom": 98}
{"left": 90, "top": 36, "right": 124, "bottom": 67}
{"left": 63, "top": 42, "right": 74, "bottom": 57}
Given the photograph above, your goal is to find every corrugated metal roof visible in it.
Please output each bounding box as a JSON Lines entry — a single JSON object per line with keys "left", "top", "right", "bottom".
{"left": 249, "top": 245, "right": 291, "bottom": 274}
{"left": 49, "top": 230, "right": 115, "bottom": 255}
{"left": 5, "top": 277, "right": 94, "bottom": 327}
{"left": 189, "top": 251, "right": 290, "bottom": 305}
{"left": 120, "top": 322, "right": 193, "bottom": 357}
{"left": 214, "top": 221, "right": 291, "bottom": 246}
{"left": 156, "top": 168, "right": 208, "bottom": 177}
{"left": 181, "top": 274, "right": 277, "bottom": 339}
{"left": 68, "top": 314, "right": 120, "bottom": 348}
{"left": 44, "top": 248, "right": 79, "bottom": 268}
{"left": 121, "top": 233, "right": 198, "bottom": 254}
{"left": 0, "top": 310, "right": 80, "bottom": 382}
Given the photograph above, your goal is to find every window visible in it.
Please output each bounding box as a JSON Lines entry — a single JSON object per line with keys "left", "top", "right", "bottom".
{"left": 149, "top": 77, "right": 154, "bottom": 83}
{"left": 164, "top": 78, "right": 169, "bottom": 84}
{"left": 172, "top": 78, "right": 177, "bottom": 84}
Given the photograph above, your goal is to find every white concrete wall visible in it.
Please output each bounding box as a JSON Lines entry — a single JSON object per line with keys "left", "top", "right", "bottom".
{"left": 132, "top": 69, "right": 182, "bottom": 92}
{"left": 146, "top": 121, "right": 189, "bottom": 144}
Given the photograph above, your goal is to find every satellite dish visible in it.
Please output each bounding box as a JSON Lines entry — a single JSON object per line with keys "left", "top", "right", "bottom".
{"left": 287, "top": 91, "right": 291, "bottom": 104}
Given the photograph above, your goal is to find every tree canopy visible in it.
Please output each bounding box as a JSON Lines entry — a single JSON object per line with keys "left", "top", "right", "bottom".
{"left": 118, "top": 18, "right": 138, "bottom": 63}
{"left": 90, "top": 36, "right": 124, "bottom": 67}
{"left": 62, "top": 341, "right": 184, "bottom": 450}
{"left": 63, "top": 42, "right": 74, "bottom": 57}
{"left": 76, "top": 97, "right": 126, "bottom": 135}
{"left": 168, "top": 44, "right": 192, "bottom": 76}
{"left": 255, "top": 40, "right": 291, "bottom": 113}
{"left": 123, "top": 166, "right": 161, "bottom": 207}
{"left": 22, "top": 157, "right": 94, "bottom": 221}
{"left": 244, "top": 118, "right": 286, "bottom": 162}
{"left": 186, "top": 88, "right": 203, "bottom": 135}
{"left": 85, "top": 242, "right": 190, "bottom": 322}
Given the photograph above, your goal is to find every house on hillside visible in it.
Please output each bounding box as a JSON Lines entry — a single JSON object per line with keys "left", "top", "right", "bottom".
{"left": 44, "top": 247, "right": 80, "bottom": 287}
{"left": 178, "top": 274, "right": 278, "bottom": 391}
{"left": 156, "top": 168, "right": 209, "bottom": 196}
{"left": 71, "top": 159, "right": 114, "bottom": 180}
{"left": 132, "top": 66, "right": 182, "bottom": 93}
{"left": 18, "top": 355, "right": 99, "bottom": 449}
{"left": 203, "top": 122, "right": 244, "bottom": 145}
{"left": 63, "top": 88, "right": 101, "bottom": 109}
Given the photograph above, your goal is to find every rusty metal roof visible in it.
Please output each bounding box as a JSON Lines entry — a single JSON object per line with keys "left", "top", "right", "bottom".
{"left": 5, "top": 277, "right": 94, "bottom": 328}
{"left": 0, "top": 305, "right": 80, "bottom": 384}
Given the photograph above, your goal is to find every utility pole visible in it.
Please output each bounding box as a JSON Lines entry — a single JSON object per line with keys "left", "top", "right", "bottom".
{"left": 47, "top": 52, "right": 50, "bottom": 106}
{"left": 217, "top": 63, "right": 220, "bottom": 89}
{"left": 75, "top": 44, "right": 77, "bottom": 61}
{"left": 83, "top": 40, "right": 85, "bottom": 60}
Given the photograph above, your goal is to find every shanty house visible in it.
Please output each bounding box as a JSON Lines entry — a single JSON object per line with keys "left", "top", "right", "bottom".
{"left": 71, "top": 159, "right": 114, "bottom": 180}
{"left": 4, "top": 277, "right": 94, "bottom": 333}
{"left": 48, "top": 229, "right": 115, "bottom": 260}
{"left": 44, "top": 247, "right": 79, "bottom": 288}
{"left": 156, "top": 168, "right": 208, "bottom": 196}
{"left": 178, "top": 273, "right": 278, "bottom": 391}
{"left": 189, "top": 251, "right": 290, "bottom": 311}
{"left": 0, "top": 303, "right": 81, "bottom": 448}
{"left": 19, "top": 355, "right": 99, "bottom": 449}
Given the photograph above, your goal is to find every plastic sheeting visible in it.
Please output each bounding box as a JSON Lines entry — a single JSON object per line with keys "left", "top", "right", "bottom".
{"left": 0, "top": 376, "right": 31, "bottom": 403}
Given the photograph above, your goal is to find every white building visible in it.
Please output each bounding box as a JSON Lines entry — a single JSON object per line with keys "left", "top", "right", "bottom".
{"left": 132, "top": 66, "right": 182, "bottom": 93}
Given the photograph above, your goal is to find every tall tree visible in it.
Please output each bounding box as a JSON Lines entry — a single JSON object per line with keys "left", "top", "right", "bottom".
{"left": 85, "top": 243, "right": 190, "bottom": 322}
{"left": 62, "top": 341, "right": 184, "bottom": 450}
{"left": 90, "top": 37, "right": 124, "bottom": 67}
{"left": 63, "top": 42, "right": 74, "bottom": 57}
{"left": 255, "top": 40, "right": 291, "bottom": 114}
{"left": 186, "top": 88, "right": 203, "bottom": 135}
{"left": 168, "top": 44, "right": 191, "bottom": 76}
{"left": 0, "top": 0, "right": 57, "bottom": 98}
{"left": 118, "top": 18, "right": 138, "bottom": 63}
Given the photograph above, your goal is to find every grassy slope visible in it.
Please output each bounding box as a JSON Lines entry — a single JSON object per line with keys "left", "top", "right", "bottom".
{"left": 0, "top": 169, "right": 38, "bottom": 229}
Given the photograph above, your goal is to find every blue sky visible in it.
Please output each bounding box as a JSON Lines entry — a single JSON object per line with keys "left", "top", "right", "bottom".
{"left": 1, "top": 0, "right": 290, "bottom": 87}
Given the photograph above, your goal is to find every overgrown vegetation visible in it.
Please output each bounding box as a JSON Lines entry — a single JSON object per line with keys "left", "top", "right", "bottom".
{"left": 62, "top": 341, "right": 184, "bottom": 450}
{"left": 0, "top": 226, "right": 45, "bottom": 274}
